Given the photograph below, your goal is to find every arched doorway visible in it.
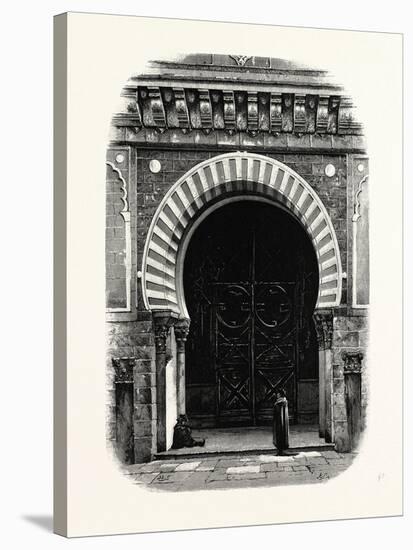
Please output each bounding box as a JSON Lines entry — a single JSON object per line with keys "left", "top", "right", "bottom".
{"left": 142, "top": 152, "right": 341, "bottom": 451}
{"left": 184, "top": 200, "right": 319, "bottom": 428}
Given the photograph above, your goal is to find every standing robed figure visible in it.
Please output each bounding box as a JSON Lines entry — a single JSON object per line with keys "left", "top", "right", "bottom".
{"left": 273, "top": 388, "right": 290, "bottom": 455}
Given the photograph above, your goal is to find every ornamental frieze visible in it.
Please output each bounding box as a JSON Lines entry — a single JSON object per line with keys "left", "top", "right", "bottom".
{"left": 113, "top": 85, "right": 362, "bottom": 136}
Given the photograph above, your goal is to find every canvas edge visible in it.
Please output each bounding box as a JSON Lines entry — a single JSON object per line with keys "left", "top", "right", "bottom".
{"left": 53, "top": 12, "right": 68, "bottom": 538}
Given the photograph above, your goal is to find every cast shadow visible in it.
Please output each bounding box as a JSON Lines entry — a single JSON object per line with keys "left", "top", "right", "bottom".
{"left": 22, "top": 514, "right": 53, "bottom": 532}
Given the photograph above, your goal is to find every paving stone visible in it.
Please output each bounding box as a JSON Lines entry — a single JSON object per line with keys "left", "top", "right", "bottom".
{"left": 293, "top": 465, "right": 308, "bottom": 471}
{"left": 321, "top": 451, "right": 342, "bottom": 459}
{"left": 307, "top": 457, "right": 328, "bottom": 465}
{"left": 151, "top": 471, "right": 192, "bottom": 484}
{"left": 228, "top": 473, "right": 266, "bottom": 481}
{"left": 175, "top": 461, "right": 201, "bottom": 472}
{"left": 217, "top": 458, "right": 247, "bottom": 468}
{"left": 196, "top": 464, "right": 215, "bottom": 472}
{"left": 291, "top": 456, "right": 308, "bottom": 464}
{"left": 132, "top": 472, "right": 159, "bottom": 484}
{"left": 227, "top": 465, "right": 261, "bottom": 475}
{"left": 266, "top": 471, "right": 318, "bottom": 484}
{"left": 296, "top": 451, "right": 322, "bottom": 458}
{"left": 173, "top": 471, "right": 211, "bottom": 490}
{"left": 207, "top": 468, "right": 229, "bottom": 482}
{"left": 159, "top": 463, "right": 179, "bottom": 472}
{"left": 260, "top": 463, "right": 279, "bottom": 473}
{"left": 139, "top": 462, "right": 162, "bottom": 473}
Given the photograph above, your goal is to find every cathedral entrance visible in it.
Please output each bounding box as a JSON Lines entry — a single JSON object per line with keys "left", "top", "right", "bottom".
{"left": 184, "top": 200, "right": 319, "bottom": 429}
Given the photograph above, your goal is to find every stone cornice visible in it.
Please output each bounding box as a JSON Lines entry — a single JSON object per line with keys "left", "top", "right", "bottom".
{"left": 113, "top": 85, "right": 362, "bottom": 137}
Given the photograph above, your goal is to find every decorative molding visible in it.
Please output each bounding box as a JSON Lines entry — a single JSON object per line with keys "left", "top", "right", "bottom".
{"left": 352, "top": 170, "right": 369, "bottom": 309}
{"left": 229, "top": 54, "right": 252, "bottom": 66}
{"left": 112, "top": 357, "right": 135, "bottom": 383}
{"left": 114, "top": 87, "right": 362, "bottom": 137}
{"left": 313, "top": 311, "right": 334, "bottom": 351}
{"left": 106, "top": 160, "right": 132, "bottom": 314}
{"left": 342, "top": 351, "right": 364, "bottom": 374}
{"left": 141, "top": 152, "right": 343, "bottom": 317}
{"left": 353, "top": 175, "right": 369, "bottom": 222}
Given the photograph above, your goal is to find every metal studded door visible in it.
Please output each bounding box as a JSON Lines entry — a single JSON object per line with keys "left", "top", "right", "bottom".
{"left": 184, "top": 201, "right": 318, "bottom": 428}
{"left": 213, "top": 280, "right": 298, "bottom": 426}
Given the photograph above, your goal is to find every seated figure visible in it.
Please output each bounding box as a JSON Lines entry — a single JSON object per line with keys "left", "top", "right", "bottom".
{"left": 171, "top": 414, "right": 206, "bottom": 449}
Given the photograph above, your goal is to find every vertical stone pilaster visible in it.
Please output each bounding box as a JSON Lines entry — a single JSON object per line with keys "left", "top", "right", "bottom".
{"left": 313, "top": 310, "right": 333, "bottom": 442}
{"left": 153, "top": 311, "right": 176, "bottom": 452}
{"left": 112, "top": 357, "right": 135, "bottom": 464}
{"left": 174, "top": 318, "right": 190, "bottom": 416}
{"left": 342, "top": 351, "right": 364, "bottom": 451}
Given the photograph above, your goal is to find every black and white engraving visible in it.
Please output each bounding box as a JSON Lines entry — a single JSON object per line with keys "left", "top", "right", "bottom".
{"left": 105, "top": 54, "right": 369, "bottom": 490}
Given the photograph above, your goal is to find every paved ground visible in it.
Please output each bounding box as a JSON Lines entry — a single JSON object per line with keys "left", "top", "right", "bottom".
{"left": 156, "top": 425, "right": 329, "bottom": 457}
{"left": 122, "top": 450, "right": 356, "bottom": 491}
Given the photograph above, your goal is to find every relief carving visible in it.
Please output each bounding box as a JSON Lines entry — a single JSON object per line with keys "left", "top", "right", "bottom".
{"left": 342, "top": 351, "right": 364, "bottom": 374}
{"left": 112, "top": 357, "right": 136, "bottom": 383}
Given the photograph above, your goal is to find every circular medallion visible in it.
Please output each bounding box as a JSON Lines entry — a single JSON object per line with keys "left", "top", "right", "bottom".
{"left": 325, "top": 163, "right": 336, "bottom": 177}
{"left": 149, "top": 159, "right": 161, "bottom": 174}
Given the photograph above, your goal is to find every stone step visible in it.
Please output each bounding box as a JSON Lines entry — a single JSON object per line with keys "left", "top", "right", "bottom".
{"left": 154, "top": 443, "right": 335, "bottom": 461}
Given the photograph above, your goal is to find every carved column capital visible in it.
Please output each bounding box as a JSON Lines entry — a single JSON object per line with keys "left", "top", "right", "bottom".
{"left": 112, "top": 357, "right": 136, "bottom": 383}
{"left": 153, "top": 312, "right": 177, "bottom": 353}
{"left": 313, "top": 310, "right": 334, "bottom": 350}
{"left": 174, "top": 318, "right": 191, "bottom": 352}
{"left": 342, "top": 351, "right": 364, "bottom": 374}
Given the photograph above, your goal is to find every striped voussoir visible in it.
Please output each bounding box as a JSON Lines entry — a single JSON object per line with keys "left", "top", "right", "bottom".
{"left": 142, "top": 152, "right": 342, "bottom": 314}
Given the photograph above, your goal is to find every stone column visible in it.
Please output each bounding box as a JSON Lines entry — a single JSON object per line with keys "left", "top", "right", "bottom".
{"left": 313, "top": 310, "right": 333, "bottom": 442}
{"left": 342, "top": 351, "right": 364, "bottom": 451}
{"left": 174, "top": 318, "right": 190, "bottom": 416}
{"left": 153, "top": 312, "right": 176, "bottom": 453}
{"left": 314, "top": 314, "right": 326, "bottom": 438}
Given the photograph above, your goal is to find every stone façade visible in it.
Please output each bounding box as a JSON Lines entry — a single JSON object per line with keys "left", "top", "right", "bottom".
{"left": 106, "top": 55, "right": 369, "bottom": 463}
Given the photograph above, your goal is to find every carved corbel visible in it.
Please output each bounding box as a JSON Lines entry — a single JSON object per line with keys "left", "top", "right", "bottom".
{"left": 173, "top": 87, "right": 191, "bottom": 133}
{"left": 223, "top": 90, "right": 236, "bottom": 134}
{"left": 247, "top": 91, "right": 259, "bottom": 136}
{"left": 270, "top": 93, "right": 282, "bottom": 134}
{"left": 148, "top": 86, "right": 167, "bottom": 129}
{"left": 327, "top": 96, "right": 340, "bottom": 134}
{"left": 305, "top": 95, "right": 318, "bottom": 133}
{"left": 198, "top": 89, "right": 213, "bottom": 132}
{"left": 316, "top": 95, "right": 329, "bottom": 133}
{"left": 282, "top": 94, "right": 294, "bottom": 133}
{"left": 294, "top": 94, "right": 306, "bottom": 134}
{"left": 338, "top": 96, "right": 354, "bottom": 134}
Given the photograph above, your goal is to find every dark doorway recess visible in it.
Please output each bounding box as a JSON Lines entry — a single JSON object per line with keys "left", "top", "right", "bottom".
{"left": 184, "top": 201, "right": 319, "bottom": 428}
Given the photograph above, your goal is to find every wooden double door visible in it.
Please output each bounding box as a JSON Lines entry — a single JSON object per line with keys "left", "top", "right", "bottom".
{"left": 184, "top": 201, "right": 319, "bottom": 427}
